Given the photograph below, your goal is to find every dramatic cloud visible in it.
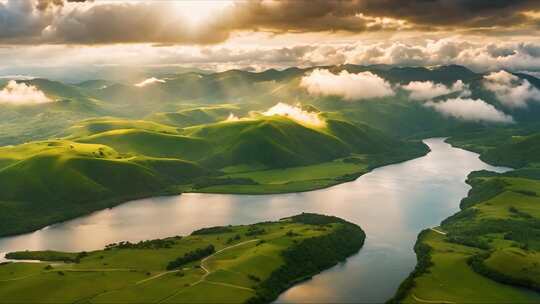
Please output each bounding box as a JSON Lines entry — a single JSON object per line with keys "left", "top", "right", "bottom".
{"left": 402, "top": 80, "right": 470, "bottom": 101}
{"left": 483, "top": 70, "right": 540, "bottom": 108}
{"left": 222, "top": 1, "right": 409, "bottom": 34}
{"left": 263, "top": 102, "right": 325, "bottom": 127}
{"left": 425, "top": 98, "right": 513, "bottom": 123}
{"left": 3, "top": 40, "right": 540, "bottom": 81}
{"left": 342, "top": 40, "right": 540, "bottom": 73}
{"left": 0, "top": 80, "right": 52, "bottom": 105}
{"left": 0, "top": 0, "right": 539, "bottom": 45}
{"left": 134, "top": 77, "right": 166, "bottom": 87}
{"left": 300, "top": 69, "right": 395, "bottom": 101}
{"left": 0, "top": 0, "right": 231, "bottom": 44}
{"left": 353, "top": 0, "right": 540, "bottom": 28}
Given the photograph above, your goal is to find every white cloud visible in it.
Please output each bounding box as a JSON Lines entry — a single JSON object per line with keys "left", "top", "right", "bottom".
{"left": 300, "top": 69, "right": 395, "bottom": 101}
{"left": 134, "top": 77, "right": 166, "bottom": 87}
{"left": 224, "top": 113, "right": 240, "bottom": 122}
{"left": 4, "top": 39, "right": 540, "bottom": 81}
{"left": 483, "top": 70, "right": 540, "bottom": 108}
{"left": 402, "top": 80, "right": 470, "bottom": 101}
{"left": 0, "top": 80, "right": 52, "bottom": 105}
{"left": 425, "top": 97, "right": 513, "bottom": 123}
{"left": 263, "top": 102, "right": 325, "bottom": 127}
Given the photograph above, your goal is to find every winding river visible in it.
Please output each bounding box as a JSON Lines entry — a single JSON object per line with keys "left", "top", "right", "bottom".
{"left": 0, "top": 138, "right": 509, "bottom": 303}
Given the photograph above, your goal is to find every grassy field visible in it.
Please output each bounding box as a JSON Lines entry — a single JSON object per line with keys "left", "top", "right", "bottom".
{"left": 0, "top": 213, "right": 365, "bottom": 304}
{"left": 400, "top": 231, "right": 540, "bottom": 303}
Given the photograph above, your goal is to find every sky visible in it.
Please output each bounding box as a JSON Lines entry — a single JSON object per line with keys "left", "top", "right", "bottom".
{"left": 1, "top": 0, "right": 540, "bottom": 80}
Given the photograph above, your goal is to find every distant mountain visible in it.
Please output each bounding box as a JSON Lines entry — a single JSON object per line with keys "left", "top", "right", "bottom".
{"left": 1, "top": 64, "right": 539, "bottom": 146}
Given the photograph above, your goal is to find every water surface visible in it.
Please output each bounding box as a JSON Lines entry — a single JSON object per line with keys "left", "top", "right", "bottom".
{"left": 0, "top": 138, "right": 509, "bottom": 302}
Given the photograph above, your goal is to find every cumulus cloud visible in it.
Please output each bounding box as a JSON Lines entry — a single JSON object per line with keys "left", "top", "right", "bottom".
{"left": 402, "top": 80, "right": 470, "bottom": 101}
{"left": 300, "top": 69, "right": 395, "bottom": 101}
{"left": 0, "top": 80, "right": 52, "bottom": 105}
{"left": 425, "top": 98, "right": 513, "bottom": 123}
{"left": 263, "top": 102, "right": 325, "bottom": 127}
{"left": 134, "top": 77, "right": 166, "bottom": 87}
{"left": 332, "top": 40, "right": 540, "bottom": 74}
{"left": 483, "top": 70, "right": 540, "bottom": 108}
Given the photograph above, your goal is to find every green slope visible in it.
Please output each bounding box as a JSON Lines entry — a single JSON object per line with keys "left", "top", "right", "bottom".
{"left": 66, "top": 117, "right": 179, "bottom": 137}
{"left": 78, "top": 129, "right": 210, "bottom": 161}
{"left": 0, "top": 141, "right": 207, "bottom": 236}
{"left": 481, "top": 134, "right": 540, "bottom": 168}
{"left": 146, "top": 105, "right": 243, "bottom": 128}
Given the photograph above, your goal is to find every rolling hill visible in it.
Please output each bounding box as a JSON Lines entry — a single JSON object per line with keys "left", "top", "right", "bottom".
{"left": 0, "top": 140, "right": 207, "bottom": 236}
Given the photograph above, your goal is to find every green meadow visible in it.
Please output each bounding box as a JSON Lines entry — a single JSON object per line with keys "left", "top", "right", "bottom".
{"left": 0, "top": 213, "right": 365, "bottom": 304}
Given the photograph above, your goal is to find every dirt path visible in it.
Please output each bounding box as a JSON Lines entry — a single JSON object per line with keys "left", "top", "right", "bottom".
{"left": 158, "top": 239, "right": 259, "bottom": 303}
{"left": 135, "top": 270, "right": 180, "bottom": 285}
{"left": 430, "top": 228, "right": 447, "bottom": 235}
{"left": 195, "top": 239, "right": 259, "bottom": 285}
{"left": 205, "top": 280, "right": 255, "bottom": 291}
{"left": 413, "top": 294, "right": 455, "bottom": 303}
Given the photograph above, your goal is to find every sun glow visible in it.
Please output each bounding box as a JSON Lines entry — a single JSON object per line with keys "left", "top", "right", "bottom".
{"left": 172, "top": 1, "right": 233, "bottom": 27}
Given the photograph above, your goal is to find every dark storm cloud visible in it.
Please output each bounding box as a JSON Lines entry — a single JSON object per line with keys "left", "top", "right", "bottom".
{"left": 224, "top": 0, "right": 540, "bottom": 32}
{"left": 356, "top": 0, "right": 540, "bottom": 27}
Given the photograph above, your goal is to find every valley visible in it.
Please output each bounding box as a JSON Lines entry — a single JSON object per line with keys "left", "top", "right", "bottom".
{"left": 0, "top": 138, "right": 509, "bottom": 303}
{"left": 1, "top": 64, "right": 540, "bottom": 303}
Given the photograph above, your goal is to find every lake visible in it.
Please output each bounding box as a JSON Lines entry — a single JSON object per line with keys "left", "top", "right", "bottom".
{"left": 0, "top": 138, "right": 509, "bottom": 302}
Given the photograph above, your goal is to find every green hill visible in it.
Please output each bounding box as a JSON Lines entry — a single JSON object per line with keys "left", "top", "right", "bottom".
{"left": 146, "top": 105, "right": 242, "bottom": 128}
{"left": 70, "top": 114, "right": 424, "bottom": 171}
{"left": 65, "top": 117, "right": 179, "bottom": 137}
{"left": 78, "top": 129, "right": 211, "bottom": 161}
{"left": 482, "top": 134, "right": 540, "bottom": 168}
{"left": 186, "top": 117, "right": 351, "bottom": 169}
{"left": 0, "top": 141, "right": 207, "bottom": 236}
